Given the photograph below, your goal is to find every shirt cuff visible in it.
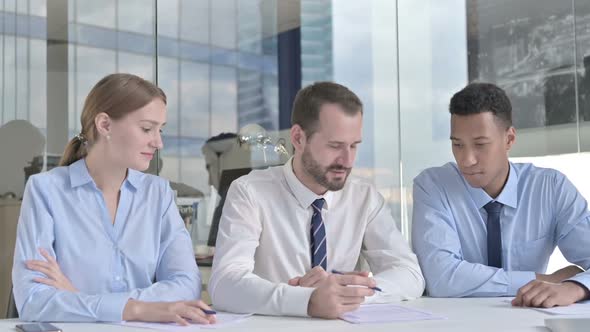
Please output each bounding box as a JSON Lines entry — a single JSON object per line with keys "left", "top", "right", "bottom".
{"left": 565, "top": 273, "right": 590, "bottom": 297}
{"left": 507, "top": 271, "right": 536, "bottom": 295}
{"left": 280, "top": 286, "right": 316, "bottom": 317}
{"left": 96, "top": 292, "right": 130, "bottom": 322}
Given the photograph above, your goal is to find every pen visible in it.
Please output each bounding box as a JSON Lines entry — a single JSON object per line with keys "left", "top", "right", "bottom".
{"left": 331, "top": 270, "right": 383, "bottom": 292}
{"left": 201, "top": 309, "right": 217, "bottom": 315}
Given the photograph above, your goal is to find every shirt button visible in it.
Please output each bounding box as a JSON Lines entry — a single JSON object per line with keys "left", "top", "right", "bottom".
{"left": 115, "top": 276, "right": 121, "bottom": 281}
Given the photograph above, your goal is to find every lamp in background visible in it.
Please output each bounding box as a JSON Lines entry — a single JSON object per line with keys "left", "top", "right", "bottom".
{"left": 238, "top": 124, "right": 289, "bottom": 164}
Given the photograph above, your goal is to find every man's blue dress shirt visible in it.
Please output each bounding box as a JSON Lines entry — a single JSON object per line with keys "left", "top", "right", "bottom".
{"left": 12, "top": 159, "right": 200, "bottom": 322}
{"left": 412, "top": 162, "right": 590, "bottom": 297}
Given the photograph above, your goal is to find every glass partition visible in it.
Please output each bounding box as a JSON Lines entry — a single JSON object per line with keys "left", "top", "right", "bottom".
{"left": 0, "top": 0, "right": 588, "bottom": 255}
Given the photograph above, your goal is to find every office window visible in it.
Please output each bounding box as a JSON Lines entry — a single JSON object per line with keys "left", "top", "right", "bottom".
{"left": 0, "top": 0, "right": 587, "bottom": 255}
{"left": 179, "top": 0, "right": 209, "bottom": 44}
{"left": 117, "top": 0, "right": 154, "bottom": 35}
{"left": 179, "top": 60, "right": 210, "bottom": 138}
{"left": 211, "top": 65, "right": 238, "bottom": 135}
{"left": 467, "top": 0, "right": 590, "bottom": 156}
{"left": 75, "top": 0, "right": 116, "bottom": 29}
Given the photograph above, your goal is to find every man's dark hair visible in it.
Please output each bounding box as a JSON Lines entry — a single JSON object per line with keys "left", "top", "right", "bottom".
{"left": 449, "top": 82, "right": 512, "bottom": 128}
{"left": 291, "top": 81, "right": 363, "bottom": 137}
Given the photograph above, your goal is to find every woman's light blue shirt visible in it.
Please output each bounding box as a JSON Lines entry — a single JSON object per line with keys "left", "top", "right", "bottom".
{"left": 12, "top": 158, "right": 201, "bottom": 322}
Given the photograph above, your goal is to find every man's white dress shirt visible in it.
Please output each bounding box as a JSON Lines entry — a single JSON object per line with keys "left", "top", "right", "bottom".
{"left": 209, "top": 158, "right": 424, "bottom": 316}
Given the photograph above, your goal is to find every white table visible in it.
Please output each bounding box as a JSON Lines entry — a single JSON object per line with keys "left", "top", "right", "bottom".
{"left": 0, "top": 298, "right": 557, "bottom": 332}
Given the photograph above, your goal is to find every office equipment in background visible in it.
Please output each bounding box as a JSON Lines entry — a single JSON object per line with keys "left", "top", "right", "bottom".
{"left": 191, "top": 186, "right": 218, "bottom": 258}
{"left": 207, "top": 167, "right": 253, "bottom": 247}
{"left": 176, "top": 196, "right": 200, "bottom": 230}
{"left": 23, "top": 154, "right": 61, "bottom": 184}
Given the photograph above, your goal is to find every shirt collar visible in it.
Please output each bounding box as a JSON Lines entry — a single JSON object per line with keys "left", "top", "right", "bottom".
{"left": 69, "top": 159, "right": 94, "bottom": 188}
{"left": 282, "top": 157, "right": 334, "bottom": 210}
{"left": 69, "top": 158, "right": 144, "bottom": 191}
{"left": 125, "top": 168, "right": 144, "bottom": 191}
{"left": 464, "top": 162, "right": 519, "bottom": 209}
{"left": 494, "top": 162, "right": 518, "bottom": 209}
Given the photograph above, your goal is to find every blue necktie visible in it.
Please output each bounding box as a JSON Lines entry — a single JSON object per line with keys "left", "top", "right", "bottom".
{"left": 484, "top": 201, "right": 503, "bottom": 268}
{"left": 310, "top": 198, "right": 327, "bottom": 270}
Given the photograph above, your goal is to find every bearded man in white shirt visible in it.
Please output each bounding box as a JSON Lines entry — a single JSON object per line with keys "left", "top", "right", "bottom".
{"left": 209, "top": 81, "right": 425, "bottom": 319}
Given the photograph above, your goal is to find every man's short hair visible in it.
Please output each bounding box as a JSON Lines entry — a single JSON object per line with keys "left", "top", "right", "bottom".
{"left": 291, "top": 81, "right": 363, "bottom": 137}
{"left": 449, "top": 82, "right": 512, "bottom": 128}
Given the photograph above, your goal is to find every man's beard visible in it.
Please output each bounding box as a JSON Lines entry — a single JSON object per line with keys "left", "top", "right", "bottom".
{"left": 302, "top": 146, "right": 351, "bottom": 191}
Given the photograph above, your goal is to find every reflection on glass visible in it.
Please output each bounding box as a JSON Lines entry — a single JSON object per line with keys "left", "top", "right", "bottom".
{"left": 29, "top": 39, "right": 47, "bottom": 129}
{"left": 3, "top": 0, "right": 15, "bottom": 12}
{"left": 29, "top": 0, "right": 47, "bottom": 17}
{"left": 158, "top": 56, "right": 180, "bottom": 137}
{"left": 117, "top": 0, "right": 154, "bottom": 34}
{"left": 118, "top": 53, "right": 154, "bottom": 82}
{"left": 16, "top": 37, "right": 29, "bottom": 121}
{"left": 468, "top": 0, "right": 576, "bottom": 129}
{"left": 467, "top": 0, "right": 583, "bottom": 156}
{"left": 301, "top": 0, "right": 333, "bottom": 85}
{"left": 76, "top": 0, "right": 116, "bottom": 29}
{"left": 211, "top": 0, "right": 237, "bottom": 49}
{"left": 2, "top": 35, "right": 17, "bottom": 123}
{"left": 0, "top": 0, "right": 479, "bottom": 244}
{"left": 575, "top": 0, "right": 590, "bottom": 152}
{"left": 237, "top": 0, "right": 263, "bottom": 54}
{"left": 73, "top": 46, "right": 116, "bottom": 134}
{"left": 155, "top": 0, "right": 281, "bottom": 199}
{"left": 211, "top": 65, "right": 238, "bottom": 134}
{"left": 179, "top": 61, "right": 209, "bottom": 137}
{"left": 156, "top": 0, "right": 179, "bottom": 38}
{"left": 398, "top": 0, "right": 466, "bottom": 233}
{"left": 180, "top": 0, "right": 209, "bottom": 44}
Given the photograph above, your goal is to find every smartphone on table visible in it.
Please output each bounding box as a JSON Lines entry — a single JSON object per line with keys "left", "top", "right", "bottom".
{"left": 15, "top": 323, "right": 62, "bottom": 332}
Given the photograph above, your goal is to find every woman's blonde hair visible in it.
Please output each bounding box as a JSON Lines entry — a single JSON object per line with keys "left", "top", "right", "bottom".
{"left": 59, "top": 73, "right": 167, "bottom": 166}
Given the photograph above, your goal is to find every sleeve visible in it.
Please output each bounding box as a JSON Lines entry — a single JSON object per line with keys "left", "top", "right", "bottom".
{"left": 552, "top": 172, "right": 590, "bottom": 292}
{"left": 361, "top": 190, "right": 425, "bottom": 303}
{"left": 12, "top": 176, "right": 130, "bottom": 322}
{"left": 411, "top": 173, "right": 535, "bottom": 298}
{"left": 208, "top": 180, "right": 315, "bottom": 317}
{"left": 127, "top": 181, "right": 201, "bottom": 302}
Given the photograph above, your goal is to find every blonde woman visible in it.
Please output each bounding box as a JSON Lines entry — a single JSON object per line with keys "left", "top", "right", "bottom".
{"left": 12, "top": 73, "right": 215, "bottom": 325}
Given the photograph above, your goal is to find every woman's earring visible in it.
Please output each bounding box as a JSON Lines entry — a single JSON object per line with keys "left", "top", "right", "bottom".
{"left": 106, "top": 135, "right": 111, "bottom": 141}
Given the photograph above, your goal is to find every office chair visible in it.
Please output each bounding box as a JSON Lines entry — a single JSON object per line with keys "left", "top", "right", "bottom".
{"left": 6, "top": 287, "right": 18, "bottom": 318}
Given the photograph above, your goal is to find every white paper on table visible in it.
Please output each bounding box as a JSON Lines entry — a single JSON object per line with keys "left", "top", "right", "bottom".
{"left": 503, "top": 297, "right": 590, "bottom": 315}
{"left": 339, "top": 303, "right": 446, "bottom": 324}
{"left": 113, "top": 312, "right": 252, "bottom": 331}
{"left": 534, "top": 301, "right": 590, "bottom": 315}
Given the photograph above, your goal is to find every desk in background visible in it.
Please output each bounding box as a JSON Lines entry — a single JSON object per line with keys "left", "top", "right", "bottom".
{"left": 0, "top": 297, "right": 564, "bottom": 332}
